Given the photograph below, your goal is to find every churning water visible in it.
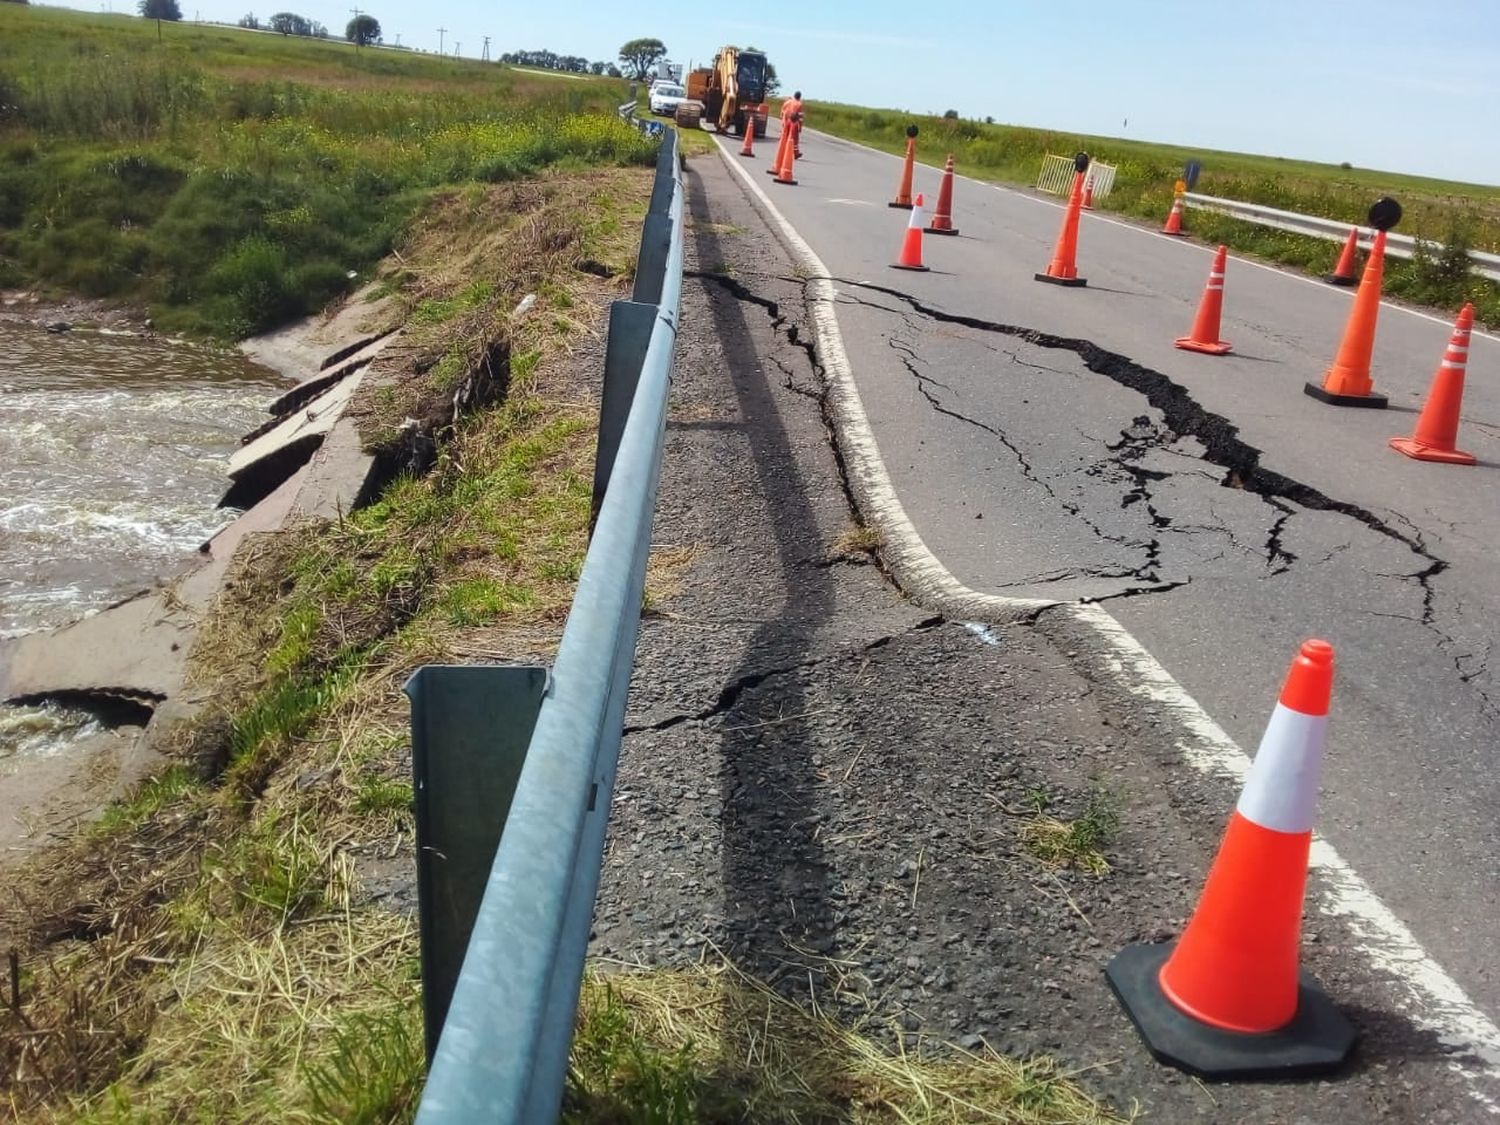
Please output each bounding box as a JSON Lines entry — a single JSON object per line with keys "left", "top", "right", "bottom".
{"left": 0, "top": 316, "right": 283, "bottom": 760}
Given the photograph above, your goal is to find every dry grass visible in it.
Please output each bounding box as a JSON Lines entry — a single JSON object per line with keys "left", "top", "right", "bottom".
{"left": 832, "top": 525, "right": 883, "bottom": 561}
{"left": 1018, "top": 789, "right": 1120, "bottom": 877}
{"left": 566, "top": 960, "right": 1129, "bottom": 1123}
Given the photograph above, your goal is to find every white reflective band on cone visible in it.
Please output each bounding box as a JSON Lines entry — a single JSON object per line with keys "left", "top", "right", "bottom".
{"left": 1236, "top": 703, "right": 1328, "bottom": 833}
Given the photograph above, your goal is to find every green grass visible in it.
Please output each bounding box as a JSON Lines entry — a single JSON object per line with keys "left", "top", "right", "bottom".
{"left": 91, "top": 765, "right": 201, "bottom": 837}
{"left": 806, "top": 101, "right": 1500, "bottom": 325}
{"left": 0, "top": 5, "right": 656, "bottom": 337}
{"left": 1019, "top": 786, "right": 1121, "bottom": 877}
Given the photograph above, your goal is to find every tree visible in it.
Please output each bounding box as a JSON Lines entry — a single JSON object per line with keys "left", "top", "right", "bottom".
{"left": 236, "top": 11, "right": 259, "bottom": 26}
{"left": 942, "top": 108, "right": 959, "bottom": 120}
{"left": 270, "top": 11, "right": 314, "bottom": 35}
{"left": 139, "top": 0, "right": 182, "bottom": 19}
{"left": 589, "top": 60, "right": 606, "bottom": 75}
{"left": 618, "top": 37, "right": 667, "bottom": 80}
{"left": 345, "top": 13, "right": 379, "bottom": 45}
{"left": 605, "top": 64, "right": 622, "bottom": 78}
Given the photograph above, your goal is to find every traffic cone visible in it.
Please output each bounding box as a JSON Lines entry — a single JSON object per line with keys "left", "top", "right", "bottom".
{"left": 1304, "top": 230, "right": 1390, "bottom": 407}
{"left": 1082, "top": 175, "right": 1095, "bottom": 210}
{"left": 765, "top": 127, "right": 789, "bottom": 177}
{"left": 1162, "top": 193, "right": 1186, "bottom": 236}
{"left": 890, "top": 135, "right": 916, "bottom": 209}
{"left": 739, "top": 115, "right": 756, "bottom": 158}
{"left": 1326, "top": 227, "right": 1360, "bottom": 286}
{"left": 927, "top": 154, "right": 959, "bottom": 236}
{"left": 1175, "top": 246, "right": 1232, "bottom": 355}
{"left": 1107, "top": 640, "right": 1357, "bottom": 1079}
{"left": 890, "top": 193, "right": 929, "bottom": 271}
{"left": 1390, "top": 303, "right": 1477, "bottom": 465}
{"left": 772, "top": 135, "right": 797, "bottom": 186}
{"left": 1034, "top": 170, "right": 1088, "bottom": 287}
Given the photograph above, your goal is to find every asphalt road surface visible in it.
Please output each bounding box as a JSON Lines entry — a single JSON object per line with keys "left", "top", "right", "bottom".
{"left": 717, "top": 123, "right": 1500, "bottom": 1063}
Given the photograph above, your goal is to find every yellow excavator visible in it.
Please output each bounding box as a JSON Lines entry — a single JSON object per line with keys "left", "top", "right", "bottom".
{"left": 685, "top": 47, "right": 770, "bottom": 137}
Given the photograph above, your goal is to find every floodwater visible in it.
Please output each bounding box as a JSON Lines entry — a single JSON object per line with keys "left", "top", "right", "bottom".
{"left": 0, "top": 316, "right": 283, "bottom": 763}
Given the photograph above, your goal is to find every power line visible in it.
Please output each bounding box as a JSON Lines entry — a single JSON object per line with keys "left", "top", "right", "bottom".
{"left": 481, "top": 36, "right": 490, "bottom": 62}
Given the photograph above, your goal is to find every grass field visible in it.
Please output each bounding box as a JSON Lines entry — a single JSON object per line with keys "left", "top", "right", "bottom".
{"left": 0, "top": 6, "right": 654, "bottom": 337}
{"left": 805, "top": 102, "right": 1500, "bottom": 325}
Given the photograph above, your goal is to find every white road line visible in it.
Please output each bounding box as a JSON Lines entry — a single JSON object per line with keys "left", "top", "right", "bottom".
{"left": 712, "top": 133, "right": 1500, "bottom": 1115}
{"left": 802, "top": 128, "right": 1500, "bottom": 345}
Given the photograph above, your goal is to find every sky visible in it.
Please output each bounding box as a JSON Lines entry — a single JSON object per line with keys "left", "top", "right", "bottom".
{"left": 49, "top": 0, "right": 1500, "bottom": 185}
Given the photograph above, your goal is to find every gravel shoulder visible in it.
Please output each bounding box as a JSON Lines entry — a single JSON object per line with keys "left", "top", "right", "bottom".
{"left": 588, "top": 149, "right": 1483, "bottom": 1121}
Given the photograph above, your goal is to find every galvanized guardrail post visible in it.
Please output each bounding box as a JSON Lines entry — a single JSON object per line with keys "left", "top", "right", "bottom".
{"left": 412, "top": 128, "right": 682, "bottom": 1123}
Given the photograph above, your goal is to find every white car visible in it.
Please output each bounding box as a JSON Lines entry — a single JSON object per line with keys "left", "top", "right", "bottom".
{"left": 649, "top": 84, "right": 695, "bottom": 117}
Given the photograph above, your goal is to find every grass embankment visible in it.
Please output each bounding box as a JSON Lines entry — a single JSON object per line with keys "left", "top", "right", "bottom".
{"left": 0, "top": 5, "right": 653, "bottom": 337}
{"left": 1, "top": 165, "right": 650, "bottom": 1120}
{"left": 806, "top": 102, "right": 1500, "bottom": 325}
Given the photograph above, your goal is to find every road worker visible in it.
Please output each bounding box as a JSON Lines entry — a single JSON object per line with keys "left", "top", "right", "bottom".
{"left": 781, "top": 89, "right": 804, "bottom": 158}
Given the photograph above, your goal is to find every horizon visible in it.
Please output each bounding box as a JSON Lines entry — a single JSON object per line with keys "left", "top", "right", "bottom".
{"left": 25, "top": 0, "right": 1500, "bottom": 189}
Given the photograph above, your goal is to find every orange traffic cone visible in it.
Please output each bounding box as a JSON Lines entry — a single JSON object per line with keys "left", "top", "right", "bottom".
{"left": 1162, "top": 193, "right": 1186, "bottom": 236}
{"left": 890, "top": 132, "right": 917, "bottom": 209}
{"left": 927, "top": 154, "right": 959, "bottom": 236}
{"left": 1305, "top": 229, "right": 1390, "bottom": 407}
{"left": 1326, "top": 227, "right": 1360, "bottom": 286}
{"left": 891, "top": 193, "right": 929, "bottom": 271}
{"left": 772, "top": 134, "right": 797, "bottom": 186}
{"left": 739, "top": 115, "right": 756, "bottom": 158}
{"left": 1107, "top": 640, "right": 1356, "bottom": 1079}
{"left": 1175, "top": 246, "right": 1232, "bottom": 355}
{"left": 1390, "top": 303, "right": 1477, "bottom": 464}
{"left": 1034, "top": 169, "right": 1088, "bottom": 287}
{"left": 1082, "top": 175, "right": 1095, "bottom": 210}
{"left": 765, "top": 126, "right": 789, "bottom": 177}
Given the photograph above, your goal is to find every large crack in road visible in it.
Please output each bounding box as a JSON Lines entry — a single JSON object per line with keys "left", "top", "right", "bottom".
{"left": 690, "top": 268, "right": 1492, "bottom": 712}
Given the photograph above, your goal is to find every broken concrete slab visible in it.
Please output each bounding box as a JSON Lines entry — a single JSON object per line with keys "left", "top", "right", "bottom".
{"left": 222, "top": 369, "right": 365, "bottom": 510}
{"left": 239, "top": 283, "right": 397, "bottom": 379}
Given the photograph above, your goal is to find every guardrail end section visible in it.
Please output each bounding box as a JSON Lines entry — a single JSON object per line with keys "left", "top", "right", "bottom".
{"left": 403, "top": 664, "right": 550, "bottom": 1063}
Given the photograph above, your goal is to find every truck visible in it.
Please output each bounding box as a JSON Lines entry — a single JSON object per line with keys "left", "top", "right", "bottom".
{"left": 684, "top": 47, "right": 770, "bottom": 137}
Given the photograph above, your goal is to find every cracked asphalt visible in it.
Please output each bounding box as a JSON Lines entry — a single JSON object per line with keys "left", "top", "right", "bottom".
{"left": 589, "top": 149, "right": 1490, "bottom": 1119}
{"left": 701, "top": 123, "right": 1500, "bottom": 1050}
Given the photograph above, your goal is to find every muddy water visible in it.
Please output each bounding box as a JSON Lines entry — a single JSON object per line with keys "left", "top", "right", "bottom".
{"left": 0, "top": 317, "right": 283, "bottom": 763}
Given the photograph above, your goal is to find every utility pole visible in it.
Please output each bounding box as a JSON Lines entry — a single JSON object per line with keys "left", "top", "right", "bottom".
{"left": 481, "top": 36, "right": 490, "bottom": 62}
{"left": 394, "top": 33, "right": 400, "bottom": 46}
{"left": 349, "top": 5, "right": 362, "bottom": 49}
{"left": 436, "top": 26, "right": 446, "bottom": 56}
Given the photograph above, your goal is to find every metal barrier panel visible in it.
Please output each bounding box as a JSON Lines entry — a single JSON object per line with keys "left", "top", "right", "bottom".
{"left": 1036, "top": 154, "right": 1074, "bottom": 195}
{"left": 1088, "top": 161, "right": 1117, "bottom": 199}
{"left": 1039, "top": 154, "right": 1116, "bottom": 199}
{"left": 413, "top": 129, "right": 683, "bottom": 1123}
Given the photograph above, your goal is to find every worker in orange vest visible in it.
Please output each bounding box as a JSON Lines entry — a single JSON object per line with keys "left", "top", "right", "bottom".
{"left": 781, "top": 90, "right": 804, "bottom": 159}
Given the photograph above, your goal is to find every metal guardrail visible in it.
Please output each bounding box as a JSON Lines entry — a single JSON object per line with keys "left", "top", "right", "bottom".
{"left": 619, "top": 96, "right": 665, "bottom": 139}
{"left": 1182, "top": 192, "right": 1500, "bottom": 282}
{"left": 406, "top": 128, "right": 682, "bottom": 1122}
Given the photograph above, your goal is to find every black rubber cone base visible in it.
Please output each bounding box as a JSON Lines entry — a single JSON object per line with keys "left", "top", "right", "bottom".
{"left": 889, "top": 201, "right": 914, "bottom": 209}
{"left": 771, "top": 177, "right": 798, "bottom": 187}
{"left": 1325, "top": 274, "right": 1358, "bottom": 287}
{"left": 890, "top": 263, "right": 929, "bottom": 272}
{"left": 1303, "top": 381, "right": 1388, "bottom": 408}
{"left": 1106, "top": 943, "right": 1357, "bottom": 1080}
{"left": 1034, "top": 272, "right": 1087, "bottom": 287}
{"left": 927, "top": 226, "right": 960, "bottom": 236}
